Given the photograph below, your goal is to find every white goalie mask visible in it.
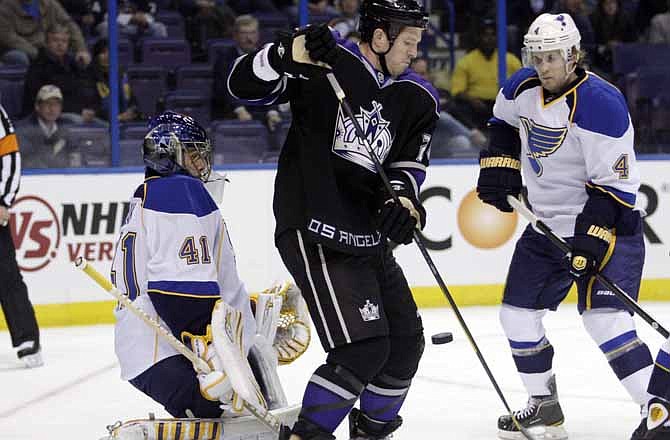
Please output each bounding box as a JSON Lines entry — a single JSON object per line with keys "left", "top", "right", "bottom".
{"left": 522, "top": 13, "right": 581, "bottom": 72}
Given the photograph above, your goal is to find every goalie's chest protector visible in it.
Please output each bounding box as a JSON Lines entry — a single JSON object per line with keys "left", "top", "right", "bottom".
{"left": 275, "top": 40, "right": 437, "bottom": 254}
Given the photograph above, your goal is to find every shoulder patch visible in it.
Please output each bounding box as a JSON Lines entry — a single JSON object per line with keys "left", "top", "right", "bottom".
{"left": 501, "top": 67, "right": 540, "bottom": 100}
{"left": 572, "top": 74, "right": 629, "bottom": 138}
{"left": 143, "top": 174, "right": 218, "bottom": 217}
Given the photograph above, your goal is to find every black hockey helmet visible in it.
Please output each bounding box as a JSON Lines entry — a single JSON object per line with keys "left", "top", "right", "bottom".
{"left": 358, "top": 0, "right": 429, "bottom": 43}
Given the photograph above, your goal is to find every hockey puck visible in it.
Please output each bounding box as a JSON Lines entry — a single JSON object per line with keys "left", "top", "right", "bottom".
{"left": 431, "top": 332, "right": 453, "bottom": 345}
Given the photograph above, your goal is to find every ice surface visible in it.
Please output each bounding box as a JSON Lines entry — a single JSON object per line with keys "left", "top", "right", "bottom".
{"left": 2, "top": 303, "right": 667, "bottom": 439}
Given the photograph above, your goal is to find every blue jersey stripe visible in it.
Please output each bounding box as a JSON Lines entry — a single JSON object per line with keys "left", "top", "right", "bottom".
{"left": 586, "top": 181, "right": 636, "bottom": 207}
{"left": 508, "top": 337, "right": 546, "bottom": 350}
{"left": 143, "top": 174, "right": 218, "bottom": 216}
{"left": 148, "top": 280, "right": 220, "bottom": 297}
{"left": 656, "top": 349, "right": 670, "bottom": 370}
{"left": 599, "top": 330, "right": 637, "bottom": 353}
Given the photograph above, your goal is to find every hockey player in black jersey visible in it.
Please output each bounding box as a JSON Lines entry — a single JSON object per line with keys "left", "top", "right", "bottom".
{"left": 227, "top": 0, "right": 439, "bottom": 438}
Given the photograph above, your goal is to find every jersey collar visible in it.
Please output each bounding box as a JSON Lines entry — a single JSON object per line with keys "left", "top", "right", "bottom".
{"left": 540, "top": 68, "right": 588, "bottom": 108}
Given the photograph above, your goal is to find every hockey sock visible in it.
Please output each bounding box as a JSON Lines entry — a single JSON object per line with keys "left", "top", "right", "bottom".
{"left": 359, "top": 373, "right": 410, "bottom": 426}
{"left": 500, "top": 305, "right": 555, "bottom": 396}
{"left": 648, "top": 339, "right": 670, "bottom": 401}
{"left": 583, "top": 309, "right": 653, "bottom": 404}
{"left": 295, "top": 364, "right": 364, "bottom": 435}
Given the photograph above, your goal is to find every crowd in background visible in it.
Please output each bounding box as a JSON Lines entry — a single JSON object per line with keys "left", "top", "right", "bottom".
{"left": 0, "top": 0, "right": 669, "bottom": 168}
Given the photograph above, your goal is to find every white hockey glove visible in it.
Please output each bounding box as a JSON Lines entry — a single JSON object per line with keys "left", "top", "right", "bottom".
{"left": 262, "top": 282, "right": 311, "bottom": 365}
{"left": 181, "top": 326, "right": 233, "bottom": 402}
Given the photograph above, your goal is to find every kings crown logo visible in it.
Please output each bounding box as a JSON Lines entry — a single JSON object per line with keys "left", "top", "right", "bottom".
{"left": 520, "top": 117, "right": 568, "bottom": 177}
{"left": 359, "top": 300, "right": 380, "bottom": 322}
{"left": 332, "top": 100, "right": 394, "bottom": 173}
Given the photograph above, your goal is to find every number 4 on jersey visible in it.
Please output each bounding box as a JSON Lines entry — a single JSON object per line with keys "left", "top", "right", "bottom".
{"left": 179, "top": 236, "right": 212, "bottom": 265}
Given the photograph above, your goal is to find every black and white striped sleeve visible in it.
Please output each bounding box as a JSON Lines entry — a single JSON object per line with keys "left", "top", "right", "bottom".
{"left": 0, "top": 105, "right": 21, "bottom": 207}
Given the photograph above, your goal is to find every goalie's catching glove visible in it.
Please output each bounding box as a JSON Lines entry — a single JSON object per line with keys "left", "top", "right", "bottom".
{"left": 181, "top": 326, "right": 233, "bottom": 402}
{"left": 262, "top": 281, "right": 311, "bottom": 365}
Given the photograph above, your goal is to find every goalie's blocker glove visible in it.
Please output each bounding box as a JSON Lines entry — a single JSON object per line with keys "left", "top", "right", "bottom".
{"left": 476, "top": 150, "right": 522, "bottom": 212}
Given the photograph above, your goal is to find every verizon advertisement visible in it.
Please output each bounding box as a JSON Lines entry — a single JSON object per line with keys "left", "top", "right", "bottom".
{"left": 14, "top": 162, "right": 670, "bottom": 306}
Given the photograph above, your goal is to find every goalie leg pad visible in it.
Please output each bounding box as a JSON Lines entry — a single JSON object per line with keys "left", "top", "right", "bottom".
{"left": 211, "top": 299, "right": 268, "bottom": 414}
{"left": 128, "top": 355, "right": 224, "bottom": 418}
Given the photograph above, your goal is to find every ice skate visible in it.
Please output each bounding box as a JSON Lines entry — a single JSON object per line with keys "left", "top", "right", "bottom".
{"left": 348, "top": 408, "right": 402, "bottom": 440}
{"left": 17, "top": 340, "right": 43, "bottom": 368}
{"left": 497, "top": 376, "right": 567, "bottom": 440}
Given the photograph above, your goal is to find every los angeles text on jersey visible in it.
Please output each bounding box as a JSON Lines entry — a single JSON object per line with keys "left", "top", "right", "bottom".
{"left": 308, "top": 218, "right": 381, "bottom": 248}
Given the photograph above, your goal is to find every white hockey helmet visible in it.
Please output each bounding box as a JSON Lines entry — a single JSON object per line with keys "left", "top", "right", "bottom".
{"left": 522, "top": 13, "right": 581, "bottom": 67}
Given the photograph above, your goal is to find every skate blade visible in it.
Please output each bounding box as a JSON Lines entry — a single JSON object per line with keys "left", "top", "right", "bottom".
{"left": 498, "top": 425, "right": 568, "bottom": 440}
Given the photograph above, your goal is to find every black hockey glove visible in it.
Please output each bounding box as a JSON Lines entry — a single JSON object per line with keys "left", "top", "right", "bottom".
{"left": 376, "top": 197, "right": 426, "bottom": 245}
{"left": 569, "top": 215, "right": 612, "bottom": 279}
{"left": 476, "top": 150, "right": 522, "bottom": 212}
{"left": 304, "top": 24, "right": 340, "bottom": 66}
{"left": 268, "top": 29, "right": 330, "bottom": 77}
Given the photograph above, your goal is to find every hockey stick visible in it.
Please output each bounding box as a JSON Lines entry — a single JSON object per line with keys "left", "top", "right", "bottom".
{"left": 73, "top": 257, "right": 286, "bottom": 433}
{"left": 507, "top": 195, "right": 670, "bottom": 338}
{"left": 325, "top": 73, "right": 537, "bottom": 440}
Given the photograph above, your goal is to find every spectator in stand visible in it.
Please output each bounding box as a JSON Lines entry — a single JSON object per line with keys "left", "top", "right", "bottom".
{"left": 60, "top": 0, "right": 106, "bottom": 38}
{"left": 22, "top": 25, "right": 102, "bottom": 125}
{"left": 212, "top": 15, "right": 283, "bottom": 130}
{"left": 91, "top": 39, "right": 141, "bottom": 123}
{"left": 412, "top": 57, "right": 486, "bottom": 158}
{"left": 97, "top": 0, "right": 167, "bottom": 40}
{"left": 449, "top": 18, "right": 522, "bottom": 131}
{"left": 16, "top": 85, "right": 82, "bottom": 169}
{"left": 590, "top": 0, "right": 636, "bottom": 76}
{"left": 636, "top": 0, "right": 668, "bottom": 39}
{"left": 286, "top": 0, "right": 339, "bottom": 23}
{"left": 508, "top": 0, "right": 556, "bottom": 53}
{"left": 0, "top": 0, "right": 91, "bottom": 66}
{"left": 553, "top": 0, "right": 596, "bottom": 58}
{"left": 648, "top": 0, "right": 670, "bottom": 43}
{"left": 178, "top": 0, "right": 237, "bottom": 61}
{"left": 329, "top": 0, "right": 360, "bottom": 39}
{"left": 226, "top": 0, "right": 278, "bottom": 14}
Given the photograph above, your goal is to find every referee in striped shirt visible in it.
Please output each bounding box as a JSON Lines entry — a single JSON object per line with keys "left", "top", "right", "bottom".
{"left": 0, "top": 104, "right": 42, "bottom": 368}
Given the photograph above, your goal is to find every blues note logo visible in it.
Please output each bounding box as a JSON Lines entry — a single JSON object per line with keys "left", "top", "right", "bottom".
{"left": 332, "top": 100, "right": 393, "bottom": 173}
{"left": 520, "top": 117, "right": 567, "bottom": 176}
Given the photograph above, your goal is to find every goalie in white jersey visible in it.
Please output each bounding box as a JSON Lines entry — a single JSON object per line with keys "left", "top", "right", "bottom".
{"left": 107, "top": 111, "right": 309, "bottom": 440}
{"left": 476, "top": 13, "right": 654, "bottom": 440}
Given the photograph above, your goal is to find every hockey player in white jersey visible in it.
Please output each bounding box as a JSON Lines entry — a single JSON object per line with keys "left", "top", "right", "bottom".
{"left": 475, "top": 13, "right": 654, "bottom": 439}
{"left": 105, "top": 111, "right": 310, "bottom": 440}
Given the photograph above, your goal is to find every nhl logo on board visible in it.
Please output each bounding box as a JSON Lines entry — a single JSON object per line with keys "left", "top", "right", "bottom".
{"left": 359, "top": 300, "right": 380, "bottom": 322}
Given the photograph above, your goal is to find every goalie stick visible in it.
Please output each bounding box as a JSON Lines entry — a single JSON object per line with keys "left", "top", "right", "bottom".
{"left": 325, "top": 72, "right": 537, "bottom": 440}
{"left": 74, "top": 257, "right": 286, "bottom": 434}
{"left": 507, "top": 194, "right": 669, "bottom": 338}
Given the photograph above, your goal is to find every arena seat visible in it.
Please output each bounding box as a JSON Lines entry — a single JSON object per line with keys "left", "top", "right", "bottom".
{"left": 211, "top": 120, "right": 273, "bottom": 164}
